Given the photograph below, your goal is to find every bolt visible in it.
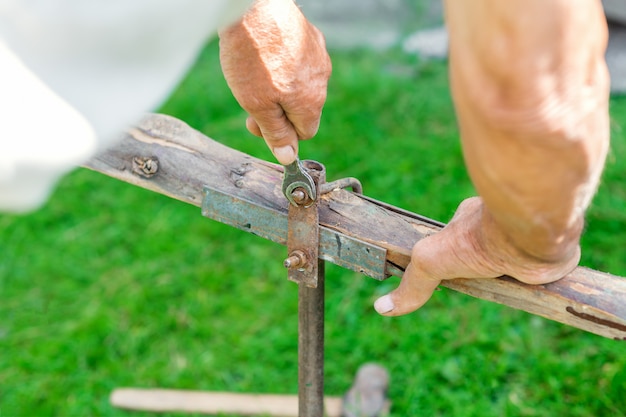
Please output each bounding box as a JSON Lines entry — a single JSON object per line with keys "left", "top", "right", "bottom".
{"left": 132, "top": 156, "right": 159, "bottom": 178}
{"left": 284, "top": 250, "right": 307, "bottom": 269}
{"left": 291, "top": 188, "right": 308, "bottom": 205}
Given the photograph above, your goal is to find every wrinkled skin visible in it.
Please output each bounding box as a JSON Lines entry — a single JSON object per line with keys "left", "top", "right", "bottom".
{"left": 219, "top": 0, "right": 610, "bottom": 317}
{"left": 219, "top": 0, "right": 331, "bottom": 165}
{"left": 375, "top": 0, "right": 610, "bottom": 316}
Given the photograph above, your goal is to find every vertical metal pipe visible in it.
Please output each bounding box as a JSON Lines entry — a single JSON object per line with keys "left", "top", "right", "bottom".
{"left": 298, "top": 259, "right": 325, "bottom": 417}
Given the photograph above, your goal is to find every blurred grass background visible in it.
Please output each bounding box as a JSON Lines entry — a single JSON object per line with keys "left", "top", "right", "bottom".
{"left": 1, "top": 40, "right": 626, "bottom": 417}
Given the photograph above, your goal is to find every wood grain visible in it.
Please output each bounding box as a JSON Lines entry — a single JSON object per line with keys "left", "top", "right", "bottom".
{"left": 84, "top": 114, "right": 626, "bottom": 340}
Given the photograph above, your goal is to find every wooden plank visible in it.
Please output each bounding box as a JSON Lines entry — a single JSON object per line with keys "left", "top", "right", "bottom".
{"left": 84, "top": 113, "right": 626, "bottom": 340}
{"left": 110, "top": 388, "right": 343, "bottom": 417}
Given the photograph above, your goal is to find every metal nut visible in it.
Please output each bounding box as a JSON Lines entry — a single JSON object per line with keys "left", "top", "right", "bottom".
{"left": 284, "top": 250, "right": 308, "bottom": 269}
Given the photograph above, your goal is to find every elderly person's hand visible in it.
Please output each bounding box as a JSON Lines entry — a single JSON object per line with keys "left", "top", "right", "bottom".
{"left": 375, "top": 0, "right": 610, "bottom": 316}
{"left": 219, "top": 0, "right": 331, "bottom": 165}
{"left": 374, "top": 197, "right": 582, "bottom": 315}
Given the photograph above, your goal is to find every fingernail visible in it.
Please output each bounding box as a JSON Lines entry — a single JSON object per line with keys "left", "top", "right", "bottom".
{"left": 273, "top": 145, "right": 296, "bottom": 165}
{"left": 374, "top": 295, "right": 394, "bottom": 314}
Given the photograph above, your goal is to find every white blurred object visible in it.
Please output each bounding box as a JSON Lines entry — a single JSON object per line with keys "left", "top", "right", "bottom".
{"left": 341, "top": 363, "right": 390, "bottom": 417}
{"left": 402, "top": 26, "right": 448, "bottom": 59}
{"left": 0, "top": 0, "right": 252, "bottom": 212}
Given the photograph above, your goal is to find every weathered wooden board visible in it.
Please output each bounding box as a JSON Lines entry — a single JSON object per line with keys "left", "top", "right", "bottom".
{"left": 84, "top": 113, "right": 626, "bottom": 340}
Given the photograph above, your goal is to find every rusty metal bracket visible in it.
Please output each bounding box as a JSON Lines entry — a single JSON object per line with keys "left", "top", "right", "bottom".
{"left": 284, "top": 160, "right": 325, "bottom": 288}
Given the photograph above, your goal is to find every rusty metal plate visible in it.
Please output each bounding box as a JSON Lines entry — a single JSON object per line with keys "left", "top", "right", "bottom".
{"left": 284, "top": 160, "right": 324, "bottom": 288}
{"left": 287, "top": 196, "right": 320, "bottom": 287}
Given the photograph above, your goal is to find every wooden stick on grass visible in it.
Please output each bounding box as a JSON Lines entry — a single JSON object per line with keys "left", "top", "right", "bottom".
{"left": 110, "top": 389, "right": 343, "bottom": 417}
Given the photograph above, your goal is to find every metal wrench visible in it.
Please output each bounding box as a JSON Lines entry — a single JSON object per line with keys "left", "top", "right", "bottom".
{"left": 282, "top": 159, "right": 317, "bottom": 207}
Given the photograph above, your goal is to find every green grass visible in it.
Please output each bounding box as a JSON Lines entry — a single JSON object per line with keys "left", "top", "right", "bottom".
{"left": 2, "top": 40, "right": 626, "bottom": 417}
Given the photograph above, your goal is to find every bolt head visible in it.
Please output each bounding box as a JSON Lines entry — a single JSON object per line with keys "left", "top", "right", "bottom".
{"left": 291, "top": 188, "right": 308, "bottom": 204}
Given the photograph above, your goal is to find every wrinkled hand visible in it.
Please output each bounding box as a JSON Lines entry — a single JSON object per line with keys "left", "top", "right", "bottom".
{"left": 374, "top": 197, "right": 582, "bottom": 316}
{"left": 219, "top": 0, "right": 331, "bottom": 165}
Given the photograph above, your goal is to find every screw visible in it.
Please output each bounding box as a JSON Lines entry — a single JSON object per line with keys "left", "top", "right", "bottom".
{"left": 284, "top": 250, "right": 307, "bottom": 269}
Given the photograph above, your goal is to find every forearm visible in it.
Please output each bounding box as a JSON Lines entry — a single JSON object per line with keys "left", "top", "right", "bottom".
{"left": 445, "top": 0, "right": 610, "bottom": 263}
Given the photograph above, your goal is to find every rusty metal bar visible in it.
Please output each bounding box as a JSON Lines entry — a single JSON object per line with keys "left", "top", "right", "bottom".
{"left": 298, "top": 259, "right": 325, "bottom": 417}
{"left": 286, "top": 161, "right": 325, "bottom": 288}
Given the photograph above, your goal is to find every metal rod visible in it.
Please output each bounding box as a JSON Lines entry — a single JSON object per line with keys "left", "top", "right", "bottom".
{"left": 320, "top": 177, "right": 363, "bottom": 195}
{"left": 298, "top": 259, "right": 325, "bottom": 417}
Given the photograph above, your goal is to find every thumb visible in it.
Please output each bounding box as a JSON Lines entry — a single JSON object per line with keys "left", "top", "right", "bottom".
{"left": 374, "top": 197, "right": 504, "bottom": 316}
{"left": 246, "top": 110, "right": 298, "bottom": 165}
{"left": 374, "top": 235, "right": 446, "bottom": 316}
{"left": 374, "top": 259, "right": 442, "bottom": 317}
